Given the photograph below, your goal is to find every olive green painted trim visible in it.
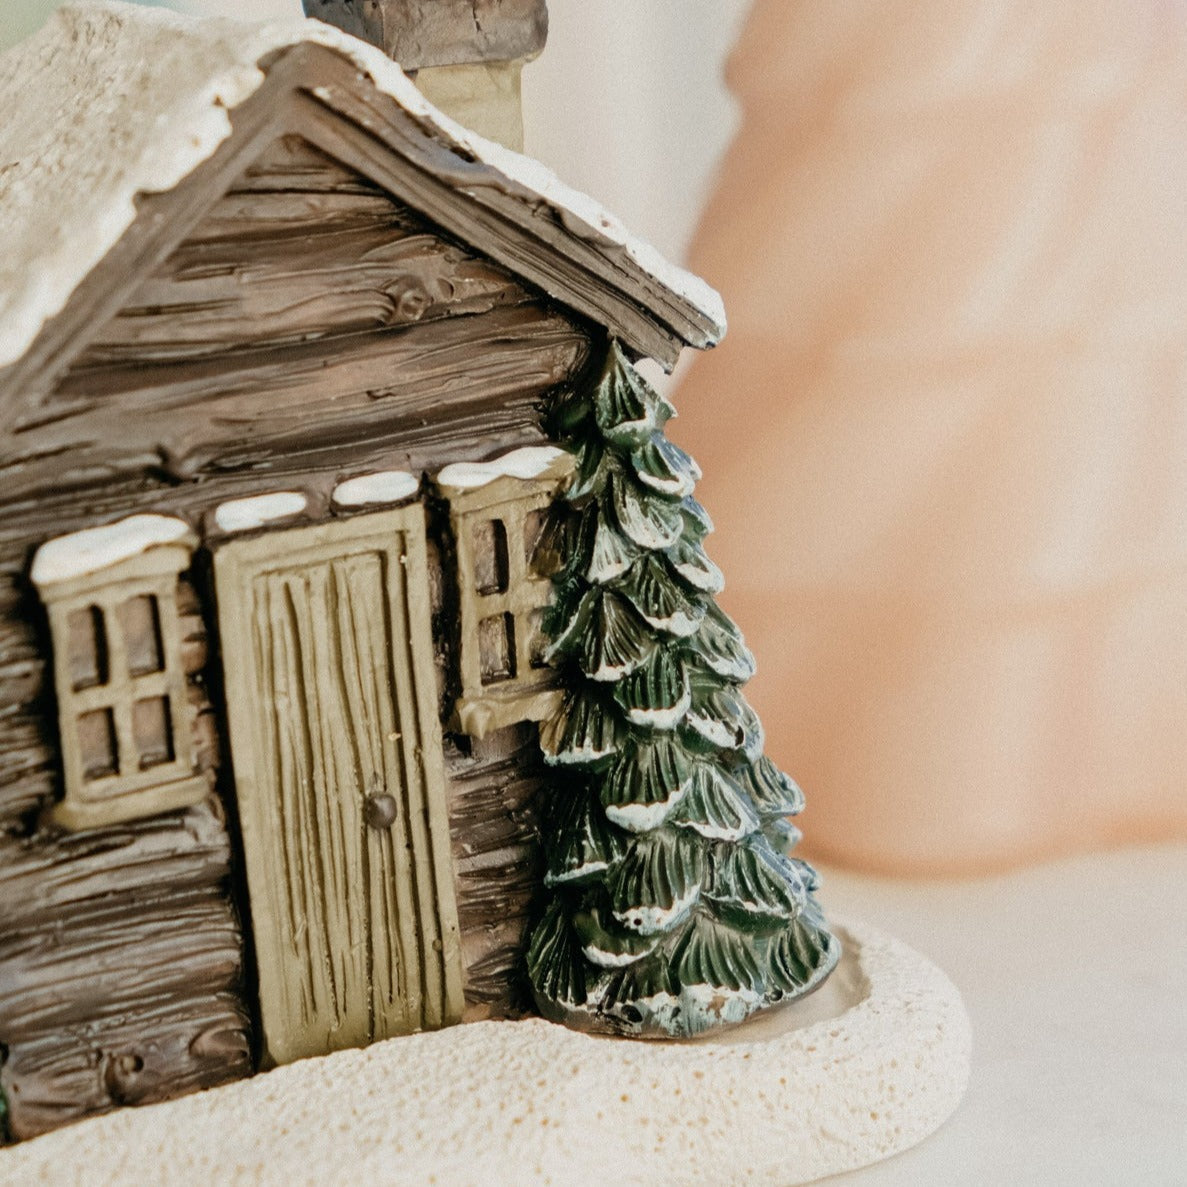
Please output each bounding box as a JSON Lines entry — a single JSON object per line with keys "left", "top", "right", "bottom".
{"left": 214, "top": 506, "right": 463, "bottom": 1066}
{"left": 453, "top": 685, "right": 562, "bottom": 741}
{"left": 436, "top": 452, "right": 575, "bottom": 510}
{"left": 413, "top": 61, "right": 526, "bottom": 152}
{"left": 30, "top": 536, "right": 198, "bottom": 599}
{"left": 439, "top": 464, "right": 571, "bottom": 734}
{"left": 49, "top": 773, "right": 209, "bottom": 831}
{"left": 35, "top": 537, "right": 204, "bottom": 832}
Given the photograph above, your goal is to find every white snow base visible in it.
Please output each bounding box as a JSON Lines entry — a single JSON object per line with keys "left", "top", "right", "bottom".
{"left": 0, "top": 920, "right": 970, "bottom": 1187}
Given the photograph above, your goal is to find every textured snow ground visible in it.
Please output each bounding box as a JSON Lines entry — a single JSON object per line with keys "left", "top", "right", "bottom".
{"left": 0, "top": 920, "right": 970, "bottom": 1187}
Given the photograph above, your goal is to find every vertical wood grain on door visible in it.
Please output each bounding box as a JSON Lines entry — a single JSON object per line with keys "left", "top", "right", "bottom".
{"left": 215, "top": 508, "right": 463, "bottom": 1066}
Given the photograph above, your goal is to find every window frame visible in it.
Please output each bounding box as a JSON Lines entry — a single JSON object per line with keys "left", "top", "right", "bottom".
{"left": 439, "top": 456, "right": 573, "bottom": 739}
{"left": 34, "top": 526, "right": 208, "bottom": 830}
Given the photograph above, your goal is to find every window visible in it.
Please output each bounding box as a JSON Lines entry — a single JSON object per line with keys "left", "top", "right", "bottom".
{"left": 436, "top": 448, "right": 573, "bottom": 738}
{"left": 31, "top": 515, "right": 209, "bottom": 830}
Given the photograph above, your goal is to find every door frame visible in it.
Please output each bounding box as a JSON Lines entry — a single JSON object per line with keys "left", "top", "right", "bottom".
{"left": 213, "top": 505, "right": 463, "bottom": 1064}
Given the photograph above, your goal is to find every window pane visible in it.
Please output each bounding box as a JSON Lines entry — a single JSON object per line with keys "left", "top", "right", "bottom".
{"left": 67, "top": 605, "right": 108, "bottom": 691}
{"left": 133, "top": 696, "right": 175, "bottom": 769}
{"left": 524, "top": 507, "right": 547, "bottom": 567}
{"left": 527, "top": 607, "right": 549, "bottom": 670}
{"left": 78, "top": 707, "right": 118, "bottom": 781}
{"left": 478, "top": 613, "right": 515, "bottom": 685}
{"left": 117, "top": 594, "right": 164, "bottom": 676}
{"left": 472, "top": 519, "right": 509, "bottom": 595}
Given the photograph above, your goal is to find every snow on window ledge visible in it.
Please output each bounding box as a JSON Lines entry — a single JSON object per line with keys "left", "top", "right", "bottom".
{"left": 214, "top": 492, "right": 308, "bottom": 533}
{"left": 332, "top": 470, "right": 420, "bottom": 508}
{"left": 437, "top": 446, "right": 569, "bottom": 492}
{"left": 31, "top": 515, "right": 195, "bottom": 588}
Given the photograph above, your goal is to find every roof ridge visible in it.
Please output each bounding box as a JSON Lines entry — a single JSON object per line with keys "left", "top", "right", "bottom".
{"left": 0, "top": 2, "right": 724, "bottom": 375}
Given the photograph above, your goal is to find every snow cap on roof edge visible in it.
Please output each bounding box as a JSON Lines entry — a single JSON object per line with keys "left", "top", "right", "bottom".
{"left": 0, "top": 1, "right": 725, "bottom": 371}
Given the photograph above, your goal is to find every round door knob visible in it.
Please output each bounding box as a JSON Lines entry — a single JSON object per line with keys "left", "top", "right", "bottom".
{"left": 365, "top": 792, "right": 398, "bottom": 830}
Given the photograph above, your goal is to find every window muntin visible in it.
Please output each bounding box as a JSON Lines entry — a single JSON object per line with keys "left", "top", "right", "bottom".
{"left": 32, "top": 519, "right": 208, "bottom": 830}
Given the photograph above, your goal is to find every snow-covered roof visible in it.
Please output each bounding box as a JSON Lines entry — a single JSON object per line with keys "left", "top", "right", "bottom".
{"left": 0, "top": 1, "right": 726, "bottom": 372}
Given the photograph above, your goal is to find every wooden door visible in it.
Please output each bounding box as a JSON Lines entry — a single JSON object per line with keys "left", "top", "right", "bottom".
{"left": 215, "top": 507, "right": 463, "bottom": 1066}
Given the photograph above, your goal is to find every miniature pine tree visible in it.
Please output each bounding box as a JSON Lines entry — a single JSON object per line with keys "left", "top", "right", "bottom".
{"left": 527, "top": 339, "right": 839, "bottom": 1038}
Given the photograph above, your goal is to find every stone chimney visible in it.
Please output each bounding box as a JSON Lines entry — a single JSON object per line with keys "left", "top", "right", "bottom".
{"left": 302, "top": 0, "right": 548, "bottom": 151}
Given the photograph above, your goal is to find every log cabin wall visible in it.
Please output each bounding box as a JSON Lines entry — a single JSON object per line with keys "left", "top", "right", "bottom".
{"left": 444, "top": 724, "right": 548, "bottom": 1018}
{"left": 0, "top": 572, "right": 250, "bottom": 1141}
{"left": 425, "top": 518, "right": 549, "bottom": 1019}
{"left": 0, "top": 133, "right": 591, "bottom": 1137}
{"left": 0, "top": 134, "right": 591, "bottom": 510}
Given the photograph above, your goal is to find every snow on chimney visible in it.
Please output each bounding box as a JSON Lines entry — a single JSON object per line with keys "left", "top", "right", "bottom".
{"left": 302, "top": 0, "right": 548, "bottom": 150}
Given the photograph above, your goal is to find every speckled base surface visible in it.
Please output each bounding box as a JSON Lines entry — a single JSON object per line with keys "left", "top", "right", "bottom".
{"left": 0, "top": 920, "right": 970, "bottom": 1187}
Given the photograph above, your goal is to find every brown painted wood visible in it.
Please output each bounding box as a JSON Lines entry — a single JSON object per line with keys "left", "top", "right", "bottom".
{"left": 0, "top": 573, "right": 57, "bottom": 828}
{"left": 0, "top": 800, "right": 231, "bottom": 945}
{"left": 75, "top": 227, "right": 525, "bottom": 366}
{"left": 231, "top": 133, "right": 383, "bottom": 195}
{"left": 0, "top": 47, "right": 319, "bottom": 416}
{"left": 0, "top": 39, "right": 703, "bottom": 421}
{"left": 0, "top": 714, "right": 57, "bottom": 828}
{"left": 0, "top": 306, "right": 584, "bottom": 504}
{"left": 301, "top": 0, "right": 549, "bottom": 69}
{"left": 215, "top": 508, "right": 463, "bottom": 1065}
{"left": 0, "top": 35, "right": 648, "bottom": 1137}
{"left": 4, "top": 127, "right": 589, "bottom": 500}
{"left": 3, "top": 988, "right": 248, "bottom": 1140}
{"left": 289, "top": 54, "right": 717, "bottom": 355}
{"left": 0, "top": 797, "right": 250, "bottom": 1139}
{"left": 444, "top": 724, "right": 545, "bottom": 1016}
{"left": 73, "top": 138, "right": 531, "bottom": 368}
{"left": 290, "top": 81, "right": 692, "bottom": 366}
{"left": 0, "top": 572, "right": 242, "bottom": 1139}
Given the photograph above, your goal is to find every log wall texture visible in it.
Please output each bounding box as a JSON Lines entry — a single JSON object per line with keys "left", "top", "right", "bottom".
{"left": 72, "top": 136, "right": 534, "bottom": 367}
{"left": 0, "top": 132, "right": 589, "bottom": 505}
{"left": 444, "top": 724, "right": 546, "bottom": 1017}
{"left": 0, "top": 581, "right": 249, "bottom": 1141}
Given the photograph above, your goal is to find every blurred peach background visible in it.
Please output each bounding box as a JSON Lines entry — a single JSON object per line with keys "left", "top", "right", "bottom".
{"left": 676, "top": 0, "right": 1187, "bottom": 873}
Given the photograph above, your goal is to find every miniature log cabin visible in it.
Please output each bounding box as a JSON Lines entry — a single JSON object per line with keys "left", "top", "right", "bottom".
{"left": 0, "top": 1, "right": 723, "bottom": 1140}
